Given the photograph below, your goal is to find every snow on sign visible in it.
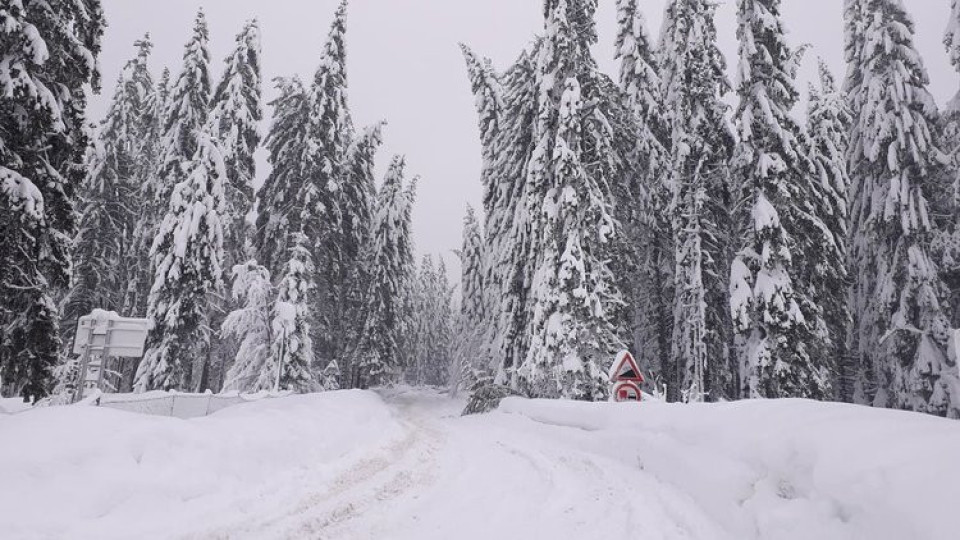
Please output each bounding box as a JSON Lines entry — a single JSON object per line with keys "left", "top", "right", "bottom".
{"left": 73, "top": 311, "right": 151, "bottom": 358}
{"left": 609, "top": 351, "right": 644, "bottom": 403}
{"left": 72, "top": 310, "right": 151, "bottom": 402}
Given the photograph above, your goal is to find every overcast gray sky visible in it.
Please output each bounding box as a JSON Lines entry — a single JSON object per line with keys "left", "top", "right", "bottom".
{"left": 93, "top": 0, "right": 956, "bottom": 276}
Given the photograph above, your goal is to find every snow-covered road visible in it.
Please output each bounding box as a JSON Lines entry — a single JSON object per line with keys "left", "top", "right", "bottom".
{"left": 3, "top": 389, "right": 959, "bottom": 539}
{"left": 216, "top": 390, "right": 717, "bottom": 540}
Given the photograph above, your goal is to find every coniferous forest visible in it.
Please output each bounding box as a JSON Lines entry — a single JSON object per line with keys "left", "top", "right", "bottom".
{"left": 2, "top": 0, "right": 960, "bottom": 420}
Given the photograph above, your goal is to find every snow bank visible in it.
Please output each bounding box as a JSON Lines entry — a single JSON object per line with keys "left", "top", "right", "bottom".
{"left": 0, "top": 390, "right": 404, "bottom": 540}
{"left": 498, "top": 397, "right": 960, "bottom": 540}
{"left": 0, "top": 397, "right": 31, "bottom": 414}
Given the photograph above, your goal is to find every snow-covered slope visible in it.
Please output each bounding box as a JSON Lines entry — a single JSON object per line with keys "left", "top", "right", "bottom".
{"left": 1, "top": 389, "right": 958, "bottom": 540}
{"left": 0, "top": 391, "right": 404, "bottom": 539}
{"left": 498, "top": 397, "right": 960, "bottom": 540}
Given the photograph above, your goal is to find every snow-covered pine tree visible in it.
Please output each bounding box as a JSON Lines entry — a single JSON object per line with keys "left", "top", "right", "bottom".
{"left": 452, "top": 205, "right": 488, "bottom": 393}
{"left": 206, "top": 19, "right": 264, "bottom": 392}
{"left": 938, "top": 1, "right": 960, "bottom": 330}
{"left": 221, "top": 262, "right": 274, "bottom": 392}
{"left": 615, "top": 0, "right": 666, "bottom": 170}
{"left": 209, "top": 19, "right": 263, "bottom": 269}
{"left": 154, "top": 9, "right": 213, "bottom": 218}
{"left": 67, "top": 36, "right": 154, "bottom": 330}
{"left": 352, "top": 157, "right": 417, "bottom": 388}
{"left": 615, "top": 0, "right": 673, "bottom": 384}
{"left": 806, "top": 61, "right": 855, "bottom": 401}
{"left": 319, "top": 359, "right": 342, "bottom": 391}
{"left": 460, "top": 44, "right": 504, "bottom": 218}
{"left": 659, "top": 0, "right": 736, "bottom": 402}
{"left": 135, "top": 129, "right": 227, "bottom": 392}
{"left": 519, "top": 0, "right": 625, "bottom": 401}
{"left": 298, "top": 0, "right": 355, "bottom": 371}
{"left": 459, "top": 45, "right": 504, "bottom": 371}
{"left": 125, "top": 66, "right": 171, "bottom": 318}
{"left": 461, "top": 44, "right": 536, "bottom": 386}
{"left": 271, "top": 232, "right": 317, "bottom": 393}
{"left": 431, "top": 257, "right": 455, "bottom": 386}
{"left": 410, "top": 256, "right": 454, "bottom": 387}
{"left": 409, "top": 254, "right": 437, "bottom": 386}
{"left": 255, "top": 75, "right": 309, "bottom": 273}
{"left": 0, "top": 0, "right": 105, "bottom": 400}
{"left": 338, "top": 122, "right": 385, "bottom": 383}
{"left": 730, "top": 0, "right": 832, "bottom": 400}
{"left": 134, "top": 13, "right": 222, "bottom": 392}
{"left": 847, "top": 0, "right": 958, "bottom": 417}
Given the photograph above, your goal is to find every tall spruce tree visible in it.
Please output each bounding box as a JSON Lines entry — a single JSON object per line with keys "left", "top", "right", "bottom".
{"left": 409, "top": 255, "right": 454, "bottom": 387}
{"left": 615, "top": 0, "right": 672, "bottom": 384}
{"left": 256, "top": 76, "right": 309, "bottom": 273}
{"left": 452, "top": 205, "right": 488, "bottom": 392}
{"left": 352, "top": 157, "right": 417, "bottom": 388}
{"left": 126, "top": 65, "right": 171, "bottom": 317}
{"left": 846, "top": 0, "right": 958, "bottom": 417}
{"left": 940, "top": 1, "right": 960, "bottom": 330}
{"left": 0, "top": 0, "right": 104, "bottom": 400}
{"left": 210, "top": 19, "right": 263, "bottom": 268}
{"left": 463, "top": 45, "right": 538, "bottom": 386}
{"left": 659, "top": 0, "right": 736, "bottom": 402}
{"left": 460, "top": 44, "right": 509, "bottom": 374}
{"left": 298, "top": 0, "right": 355, "bottom": 370}
{"left": 730, "top": 0, "right": 831, "bottom": 399}
{"left": 136, "top": 131, "right": 227, "bottom": 392}
{"left": 135, "top": 12, "right": 226, "bottom": 392}
{"left": 519, "top": 0, "right": 625, "bottom": 400}
{"left": 67, "top": 36, "right": 154, "bottom": 330}
{"left": 807, "top": 61, "right": 855, "bottom": 401}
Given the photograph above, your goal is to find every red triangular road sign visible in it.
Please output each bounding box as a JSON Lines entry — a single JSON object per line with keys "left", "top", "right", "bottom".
{"left": 609, "top": 351, "right": 644, "bottom": 383}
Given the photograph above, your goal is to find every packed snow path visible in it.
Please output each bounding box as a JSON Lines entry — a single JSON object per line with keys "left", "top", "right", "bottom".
{"left": 2, "top": 389, "right": 959, "bottom": 539}
{"left": 212, "top": 390, "right": 706, "bottom": 539}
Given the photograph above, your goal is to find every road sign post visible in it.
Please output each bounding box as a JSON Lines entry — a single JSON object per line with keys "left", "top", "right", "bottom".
{"left": 609, "top": 351, "right": 645, "bottom": 403}
{"left": 71, "top": 310, "right": 150, "bottom": 403}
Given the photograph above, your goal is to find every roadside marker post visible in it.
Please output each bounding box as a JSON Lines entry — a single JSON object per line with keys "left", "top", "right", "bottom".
{"left": 609, "top": 351, "right": 645, "bottom": 403}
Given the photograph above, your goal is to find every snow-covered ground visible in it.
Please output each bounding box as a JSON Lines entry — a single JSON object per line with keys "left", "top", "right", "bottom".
{"left": 2, "top": 389, "right": 959, "bottom": 540}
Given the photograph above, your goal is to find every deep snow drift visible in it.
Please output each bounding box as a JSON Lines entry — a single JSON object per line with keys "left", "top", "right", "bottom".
{"left": 1, "top": 389, "right": 958, "bottom": 539}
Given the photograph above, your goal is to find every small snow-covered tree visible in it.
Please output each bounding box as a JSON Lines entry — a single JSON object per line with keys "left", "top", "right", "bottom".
{"left": 847, "top": 0, "right": 958, "bottom": 417}
{"left": 319, "top": 360, "right": 342, "bottom": 391}
{"left": 0, "top": 0, "right": 105, "bottom": 400}
{"left": 659, "top": 0, "right": 736, "bottom": 402}
{"left": 271, "top": 233, "right": 317, "bottom": 393}
{"left": 221, "top": 262, "right": 275, "bottom": 392}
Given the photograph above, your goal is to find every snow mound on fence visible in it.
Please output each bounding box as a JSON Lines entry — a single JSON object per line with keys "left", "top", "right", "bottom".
{"left": 497, "top": 397, "right": 960, "bottom": 540}
{"left": 0, "top": 390, "right": 404, "bottom": 540}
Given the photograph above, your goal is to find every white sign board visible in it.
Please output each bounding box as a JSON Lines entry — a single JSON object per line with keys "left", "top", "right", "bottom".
{"left": 73, "top": 311, "right": 151, "bottom": 358}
